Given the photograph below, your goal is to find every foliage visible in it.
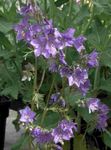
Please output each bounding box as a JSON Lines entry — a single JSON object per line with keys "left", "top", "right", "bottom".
{"left": 0, "top": 0, "right": 111, "bottom": 150}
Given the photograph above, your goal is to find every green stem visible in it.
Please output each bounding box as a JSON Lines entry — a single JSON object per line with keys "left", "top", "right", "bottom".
{"left": 44, "top": 0, "right": 47, "bottom": 14}
{"left": 37, "top": 69, "right": 46, "bottom": 92}
{"left": 31, "top": 57, "right": 37, "bottom": 110}
{"left": 40, "top": 76, "right": 55, "bottom": 125}
{"left": 29, "top": 135, "right": 32, "bottom": 150}
{"left": 82, "top": 0, "right": 94, "bottom": 34}
{"left": 93, "top": 67, "right": 99, "bottom": 91}
{"left": 68, "top": 0, "right": 72, "bottom": 16}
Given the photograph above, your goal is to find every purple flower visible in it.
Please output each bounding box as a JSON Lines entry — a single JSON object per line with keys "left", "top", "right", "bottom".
{"left": 79, "top": 80, "right": 90, "bottom": 96}
{"left": 48, "top": 59, "right": 58, "bottom": 72}
{"left": 49, "top": 93, "right": 66, "bottom": 107}
{"left": 58, "top": 50, "right": 67, "bottom": 65}
{"left": 20, "top": 4, "right": 34, "bottom": 16}
{"left": 19, "top": 106, "right": 36, "bottom": 124}
{"left": 59, "top": 66, "right": 72, "bottom": 77}
{"left": 86, "top": 98, "right": 109, "bottom": 131}
{"left": 97, "top": 103, "right": 109, "bottom": 131}
{"left": 73, "top": 36, "right": 86, "bottom": 53}
{"left": 32, "top": 127, "right": 53, "bottom": 144}
{"left": 68, "top": 67, "right": 89, "bottom": 95}
{"left": 29, "top": 20, "right": 59, "bottom": 58}
{"left": 60, "top": 28, "right": 75, "bottom": 49}
{"left": 14, "top": 17, "right": 30, "bottom": 41}
{"left": 52, "top": 120, "right": 77, "bottom": 144}
{"left": 96, "top": 113, "right": 108, "bottom": 131}
{"left": 87, "top": 50, "right": 99, "bottom": 68}
{"left": 86, "top": 98, "right": 100, "bottom": 113}
{"left": 49, "top": 93, "right": 60, "bottom": 105}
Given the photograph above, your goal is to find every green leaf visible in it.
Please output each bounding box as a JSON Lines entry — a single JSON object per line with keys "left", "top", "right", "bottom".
{"left": 38, "top": 111, "right": 60, "bottom": 129}
{"left": 99, "top": 78, "right": 111, "bottom": 92}
{"left": 64, "top": 87, "right": 82, "bottom": 107}
{"left": 74, "top": 134, "right": 87, "bottom": 150}
{"left": 100, "top": 50, "right": 111, "bottom": 68}
{"left": 103, "top": 130, "right": 111, "bottom": 148}
{"left": 1, "top": 83, "right": 20, "bottom": 99}
{"left": 0, "top": 19, "right": 13, "bottom": 33}
{"left": 11, "top": 134, "right": 30, "bottom": 150}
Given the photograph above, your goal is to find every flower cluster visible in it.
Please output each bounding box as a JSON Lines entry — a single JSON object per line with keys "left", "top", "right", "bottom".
{"left": 19, "top": 106, "right": 77, "bottom": 148}
{"left": 52, "top": 119, "right": 77, "bottom": 144}
{"left": 14, "top": 4, "right": 99, "bottom": 96}
{"left": 86, "top": 98, "right": 109, "bottom": 131}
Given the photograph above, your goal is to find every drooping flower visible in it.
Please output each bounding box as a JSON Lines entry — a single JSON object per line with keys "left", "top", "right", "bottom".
{"left": 32, "top": 127, "right": 53, "bottom": 144}
{"left": 49, "top": 92, "right": 61, "bottom": 105}
{"left": 19, "top": 106, "right": 36, "bottom": 124}
{"left": 68, "top": 67, "right": 90, "bottom": 95}
{"left": 52, "top": 120, "right": 77, "bottom": 144}
{"left": 86, "top": 98, "right": 109, "bottom": 131}
{"left": 96, "top": 103, "right": 109, "bottom": 131}
{"left": 20, "top": 4, "right": 34, "bottom": 16}
{"left": 86, "top": 98, "right": 100, "bottom": 113}
{"left": 73, "top": 35, "right": 86, "bottom": 53}
{"left": 87, "top": 50, "right": 99, "bottom": 68}
{"left": 14, "top": 17, "right": 30, "bottom": 40}
{"left": 59, "top": 65, "right": 72, "bottom": 77}
{"left": 59, "top": 28, "right": 75, "bottom": 49}
{"left": 49, "top": 93, "right": 66, "bottom": 107}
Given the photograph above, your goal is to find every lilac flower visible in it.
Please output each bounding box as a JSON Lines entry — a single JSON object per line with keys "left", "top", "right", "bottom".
{"left": 19, "top": 106, "right": 36, "bottom": 123}
{"left": 86, "top": 98, "right": 100, "bottom": 113}
{"left": 68, "top": 67, "right": 89, "bottom": 95}
{"left": 48, "top": 59, "right": 58, "bottom": 72}
{"left": 32, "top": 127, "right": 53, "bottom": 144}
{"left": 49, "top": 93, "right": 66, "bottom": 107}
{"left": 97, "top": 103, "right": 109, "bottom": 131}
{"left": 14, "top": 17, "right": 29, "bottom": 40}
{"left": 96, "top": 113, "right": 108, "bottom": 131}
{"left": 60, "top": 28, "right": 75, "bottom": 49}
{"left": 73, "top": 36, "right": 86, "bottom": 53}
{"left": 20, "top": 4, "right": 34, "bottom": 16}
{"left": 58, "top": 50, "right": 67, "bottom": 65}
{"left": 87, "top": 50, "right": 99, "bottom": 68}
{"left": 79, "top": 80, "right": 90, "bottom": 96}
{"left": 59, "top": 66, "right": 72, "bottom": 77}
{"left": 29, "top": 20, "right": 60, "bottom": 58}
{"left": 86, "top": 98, "right": 109, "bottom": 131}
{"left": 49, "top": 92, "right": 60, "bottom": 105}
{"left": 52, "top": 120, "right": 77, "bottom": 144}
